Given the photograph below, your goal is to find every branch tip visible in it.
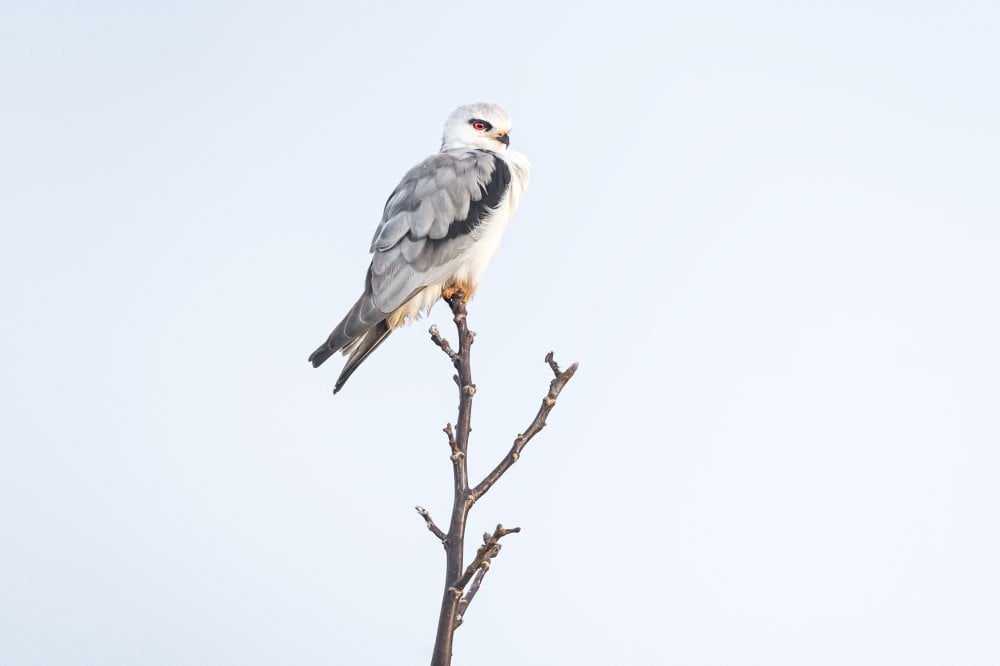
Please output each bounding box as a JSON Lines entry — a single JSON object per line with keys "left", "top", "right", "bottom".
{"left": 415, "top": 505, "right": 447, "bottom": 541}
{"left": 545, "top": 351, "right": 561, "bottom": 376}
{"left": 429, "top": 324, "right": 459, "bottom": 362}
{"left": 442, "top": 423, "right": 459, "bottom": 458}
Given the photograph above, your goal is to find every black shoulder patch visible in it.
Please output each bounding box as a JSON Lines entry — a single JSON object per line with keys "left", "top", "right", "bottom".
{"left": 444, "top": 155, "right": 511, "bottom": 240}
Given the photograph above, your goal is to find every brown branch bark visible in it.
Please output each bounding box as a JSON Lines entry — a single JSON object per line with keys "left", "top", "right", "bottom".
{"left": 454, "top": 568, "right": 485, "bottom": 628}
{"left": 470, "top": 354, "right": 578, "bottom": 501}
{"left": 455, "top": 524, "right": 520, "bottom": 627}
{"left": 415, "top": 505, "right": 447, "bottom": 542}
{"left": 428, "top": 293, "right": 475, "bottom": 666}
{"left": 422, "top": 292, "right": 578, "bottom": 666}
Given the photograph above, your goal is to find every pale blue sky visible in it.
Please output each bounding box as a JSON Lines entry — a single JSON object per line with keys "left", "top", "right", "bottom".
{"left": 2, "top": 1, "right": 998, "bottom": 664}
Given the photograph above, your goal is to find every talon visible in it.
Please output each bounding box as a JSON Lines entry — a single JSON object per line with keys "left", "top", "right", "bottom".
{"left": 442, "top": 284, "right": 475, "bottom": 302}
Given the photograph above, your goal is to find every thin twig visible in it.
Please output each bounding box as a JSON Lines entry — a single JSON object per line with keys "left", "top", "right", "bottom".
{"left": 454, "top": 524, "right": 520, "bottom": 628}
{"left": 470, "top": 356, "right": 578, "bottom": 501}
{"left": 442, "top": 423, "right": 460, "bottom": 461}
{"left": 429, "top": 325, "right": 459, "bottom": 364}
{"left": 415, "top": 505, "right": 447, "bottom": 542}
{"left": 455, "top": 566, "right": 487, "bottom": 628}
{"left": 544, "top": 351, "right": 562, "bottom": 376}
{"left": 453, "top": 524, "right": 520, "bottom": 591}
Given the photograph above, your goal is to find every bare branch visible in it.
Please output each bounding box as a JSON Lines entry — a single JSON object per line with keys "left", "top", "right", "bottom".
{"left": 470, "top": 356, "right": 578, "bottom": 501}
{"left": 454, "top": 524, "right": 520, "bottom": 628}
{"left": 430, "top": 291, "right": 477, "bottom": 666}
{"left": 442, "top": 423, "right": 460, "bottom": 461}
{"left": 453, "top": 524, "right": 520, "bottom": 591}
{"left": 426, "top": 291, "right": 577, "bottom": 666}
{"left": 544, "top": 350, "right": 562, "bottom": 376}
{"left": 415, "top": 505, "right": 447, "bottom": 542}
{"left": 454, "top": 565, "right": 487, "bottom": 628}
{"left": 429, "top": 325, "right": 459, "bottom": 364}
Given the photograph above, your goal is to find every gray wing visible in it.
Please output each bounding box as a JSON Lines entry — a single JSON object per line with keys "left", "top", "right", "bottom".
{"left": 307, "top": 149, "right": 510, "bottom": 386}
{"left": 367, "top": 149, "right": 511, "bottom": 313}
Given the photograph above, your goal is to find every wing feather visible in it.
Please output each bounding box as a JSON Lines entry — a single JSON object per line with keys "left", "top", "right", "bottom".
{"left": 365, "top": 149, "right": 510, "bottom": 313}
{"left": 373, "top": 214, "right": 410, "bottom": 251}
{"left": 411, "top": 199, "right": 435, "bottom": 237}
{"left": 413, "top": 175, "right": 438, "bottom": 198}
{"left": 400, "top": 237, "right": 426, "bottom": 262}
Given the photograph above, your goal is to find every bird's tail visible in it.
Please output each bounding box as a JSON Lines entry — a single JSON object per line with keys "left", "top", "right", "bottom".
{"left": 309, "top": 291, "right": 392, "bottom": 393}
{"left": 331, "top": 320, "right": 392, "bottom": 393}
{"left": 307, "top": 342, "right": 338, "bottom": 369}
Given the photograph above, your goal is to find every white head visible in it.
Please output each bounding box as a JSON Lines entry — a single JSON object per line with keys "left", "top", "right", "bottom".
{"left": 440, "top": 103, "right": 513, "bottom": 152}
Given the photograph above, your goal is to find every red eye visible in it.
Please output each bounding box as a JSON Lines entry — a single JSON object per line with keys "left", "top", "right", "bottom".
{"left": 472, "top": 121, "right": 487, "bottom": 131}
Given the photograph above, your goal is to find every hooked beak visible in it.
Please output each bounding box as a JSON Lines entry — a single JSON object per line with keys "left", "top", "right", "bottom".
{"left": 497, "top": 132, "right": 510, "bottom": 147}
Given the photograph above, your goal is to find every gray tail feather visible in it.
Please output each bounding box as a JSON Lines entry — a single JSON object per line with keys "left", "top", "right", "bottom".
{"left": 308, "top": 280, "right": 394, "bottom": 393}
{"left": 308, "top": 291, "right": 379, "bottom": 369}
{"left": 333, "top": 321, "right": 392, "bottom": 394}
{"left": 308, "top": 341, "right": 338, "bottom": 368}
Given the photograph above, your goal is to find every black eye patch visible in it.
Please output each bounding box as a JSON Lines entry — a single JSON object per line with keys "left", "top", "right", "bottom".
{"left": 469, "top": 118, "right": 493, "bottom": 131}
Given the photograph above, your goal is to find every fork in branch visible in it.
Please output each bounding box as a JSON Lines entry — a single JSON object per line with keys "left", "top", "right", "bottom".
{"left": 418, "top": 291, "right": 578, "bottom": 666}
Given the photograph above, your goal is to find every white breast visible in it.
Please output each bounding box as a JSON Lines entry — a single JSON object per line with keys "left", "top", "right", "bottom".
{"left": 453, "top": 150, "right": 530, "bottom": 289}
{"left": 388, "top": 150, "right": 530, "bottom": 327}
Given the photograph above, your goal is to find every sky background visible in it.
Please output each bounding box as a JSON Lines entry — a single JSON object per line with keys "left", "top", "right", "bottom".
{"left": 2, "top": 1, "right": 999, "bottom": 664}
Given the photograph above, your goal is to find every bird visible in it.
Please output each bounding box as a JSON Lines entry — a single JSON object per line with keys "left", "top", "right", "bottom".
{"left": 309, "top": 103, "right": 531, "bottom": 393}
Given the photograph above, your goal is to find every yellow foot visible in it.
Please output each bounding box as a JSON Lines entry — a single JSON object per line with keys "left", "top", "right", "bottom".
{"left": 442, "top": 286, "right": 474, "bottom": 303}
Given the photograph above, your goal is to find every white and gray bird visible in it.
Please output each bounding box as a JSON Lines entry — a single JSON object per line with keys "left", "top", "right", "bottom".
{"left": 309, "top": 103, "right": 531, "bottom": 392}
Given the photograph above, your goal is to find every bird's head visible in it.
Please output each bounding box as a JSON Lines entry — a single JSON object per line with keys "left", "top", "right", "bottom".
{"left": 441, "top": 103, "right": 513, "bottom": 152}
